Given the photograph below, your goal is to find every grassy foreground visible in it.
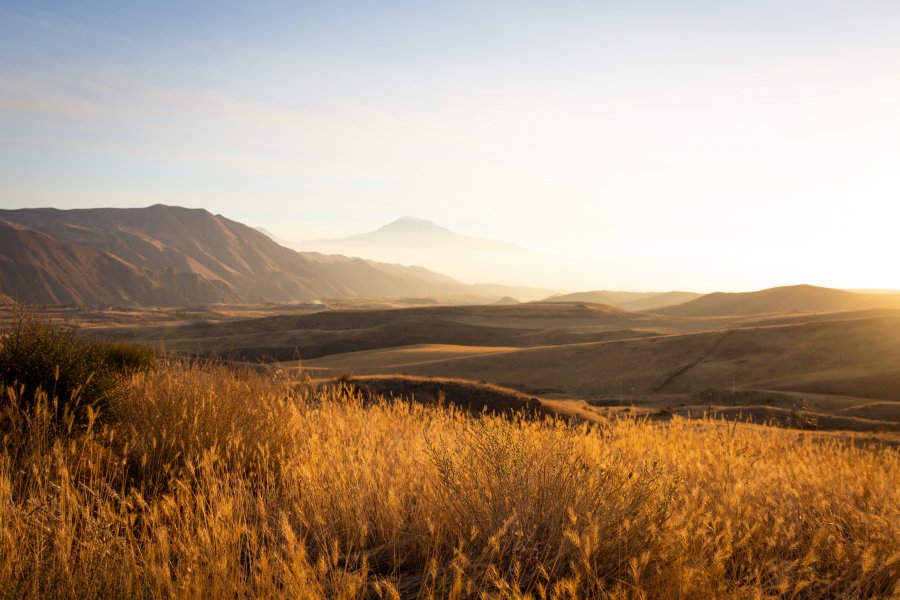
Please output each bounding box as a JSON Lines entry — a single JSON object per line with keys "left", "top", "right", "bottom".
{"left": 0, "top": 362, "right": 897, "bottom": 599}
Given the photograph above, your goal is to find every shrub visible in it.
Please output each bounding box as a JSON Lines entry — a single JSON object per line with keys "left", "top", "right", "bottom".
{"left": 0, "top": 306, "right": 154, "bottom": 426}
{"left": 89, "top": 341, "right": 156, "bottom": 373}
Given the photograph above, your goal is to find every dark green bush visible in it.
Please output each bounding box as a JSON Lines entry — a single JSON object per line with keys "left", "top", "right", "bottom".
{"left": 0, "top": 307, "right": 155, "bottom": 425}
{"left": 89, "top": 341, "right": 157, "bottom": 373}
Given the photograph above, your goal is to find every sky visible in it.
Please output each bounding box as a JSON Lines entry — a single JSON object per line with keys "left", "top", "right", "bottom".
{"left": 1, "top": 0, "right": 899, "bottom": 291}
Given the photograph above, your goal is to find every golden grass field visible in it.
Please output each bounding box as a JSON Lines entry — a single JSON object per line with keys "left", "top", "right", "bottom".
{"left": 13, "top": 301, "right": 898, "bottom": 440}
{"left": 1, "top": 360, "right": 897, "bottom": 599}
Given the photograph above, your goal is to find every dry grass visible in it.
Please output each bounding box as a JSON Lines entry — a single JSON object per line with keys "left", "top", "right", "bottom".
{"left": 0, "top": 361, "right": 897, "bottom": 599}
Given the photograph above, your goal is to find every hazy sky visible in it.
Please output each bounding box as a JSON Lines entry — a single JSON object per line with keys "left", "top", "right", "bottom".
{"left": 2, "top": 1, "right": 899, "bottom": 291}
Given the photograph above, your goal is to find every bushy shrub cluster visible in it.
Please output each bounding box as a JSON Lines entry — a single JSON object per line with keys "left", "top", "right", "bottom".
{"left": 0, "top": 307, "right": 155, "bottom": 425}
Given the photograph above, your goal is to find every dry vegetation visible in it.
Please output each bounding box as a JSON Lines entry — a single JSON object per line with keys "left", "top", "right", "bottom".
{"left": 0, "top": 356, "right": 897, "bottom": 599}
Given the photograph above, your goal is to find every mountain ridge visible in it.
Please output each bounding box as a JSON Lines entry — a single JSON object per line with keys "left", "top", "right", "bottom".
{"left": 305, "top": 215, "right": 522, "bottom": 252}
{"left": 293, "top": 215, "right": 548, "bottom": 287}
{"left": 0, "top": 205, "right": 547, "bottom": 306}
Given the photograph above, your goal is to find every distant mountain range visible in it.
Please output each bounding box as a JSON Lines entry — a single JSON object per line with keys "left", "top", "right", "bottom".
{"left": 302, "top": 215, "right": 521, "bottom": 254}
{"left": 296, "top": 216, "right": 539, "bottom": 286}
{"left": 5, "top": 206, "right": 897, "bottom": 315}
{"left": 0, "top": 205, "right": 550, "bottom": 306}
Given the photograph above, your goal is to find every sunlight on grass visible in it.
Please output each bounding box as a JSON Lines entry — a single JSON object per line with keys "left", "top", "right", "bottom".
{"left": 0, "top": 360, "right": 896, "bottom": 598}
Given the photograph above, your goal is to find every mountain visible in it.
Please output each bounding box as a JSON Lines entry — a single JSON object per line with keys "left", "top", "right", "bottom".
{"left": 308, "top": 216, "right": 520, "bottom": 253}
{"left": 254, "top": 226, "right": 294, "bottom": 248}
{"left": 543, "top": 290, "right": 702, "bottom": 311}
{"left": 0, "top": 205, "right": 524, "bottom": 306}
{"left": 0, "top": 219, "right": 173, "bottom": 306}
{"left": 297, "top": 217, "right": 553, "bottom": 294}
{"left": 618, "top": 291, "right": 704, "bottom": 312}
{"left": 656, "top": 284, "right": 900, "bottom": 317}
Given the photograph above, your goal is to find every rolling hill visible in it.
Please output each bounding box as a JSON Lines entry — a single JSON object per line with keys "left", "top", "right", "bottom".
{"left": 75, "top": 296, "right": 900, "bottom": 435}
{"left": 103, "top": 301, "right": 651, "bottom": 361}
{"left": 656, "top": 284, "right": 900, "bottom": 316}
{"left": 544, "top": 290, "right": 703, "bottom": 311}
{"left": 542, "top": 291, "right": 617, "bottom": 305}
{"left": 0, "top": 205, "right": 543, "bottom": 306}
{"left": 618, "top": 291, "right": 705, "bottom": 311}
{"left": 377, "top": 313, "right": 900, "bottom": 401}
{"left": 297, "top": 308, "right": 900, "bottom": 435}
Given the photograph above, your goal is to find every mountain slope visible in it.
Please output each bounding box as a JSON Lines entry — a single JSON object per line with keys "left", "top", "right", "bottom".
{"left": 296, "top": 216, "right": 559, "bottom": 295}
{"left": 0, "top": 219, "right": 203, "bottom": 305}
{"left": 543, "top": 290, "right": 703, "bottom": 311}
{"left": 542, "top": 291, "right": 617, "bottom": 305}
{"left": 306, "top": 216, "right": 521, "bottom": 254}
{"left": 657, "top": 284, "right": 900, "bottom": 316}
{"left": 619, "top": 291, "right": 704, "bottom": 312}
{"left": 107, "top": 301, "right": 645, "bottom": 360}
{"left": 0, "top": 205, "right": 482, "bottom": 306}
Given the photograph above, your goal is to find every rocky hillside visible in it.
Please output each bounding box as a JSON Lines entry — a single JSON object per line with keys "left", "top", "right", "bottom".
{"left": 0, "top": 205, "right": 470, "bottom": 306}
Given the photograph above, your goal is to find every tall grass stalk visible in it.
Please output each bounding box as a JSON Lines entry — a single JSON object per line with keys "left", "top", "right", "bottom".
{"left": 0, "top": 361, "right": 896, "bottom": 598}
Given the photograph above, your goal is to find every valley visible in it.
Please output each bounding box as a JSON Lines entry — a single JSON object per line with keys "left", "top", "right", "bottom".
{"left": 3, "top": 206, "right": 898, "bottom": 442}
{"left": 28, "top": 288, "right": 898, "bottom": 443}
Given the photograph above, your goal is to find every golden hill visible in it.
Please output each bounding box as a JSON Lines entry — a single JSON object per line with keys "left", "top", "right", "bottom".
{"left": 656, "top": 284, "right": 900, "bottom": 316}
{"left": 85, "top": 300, "right": 900, "bottom": 436}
